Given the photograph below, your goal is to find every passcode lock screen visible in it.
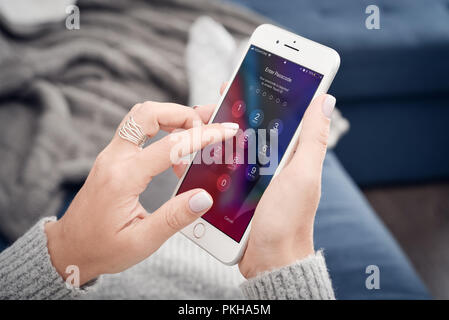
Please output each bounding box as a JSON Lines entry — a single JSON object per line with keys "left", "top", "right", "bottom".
{"left": 177, "top": 45, "right": 323, "bottom": 242}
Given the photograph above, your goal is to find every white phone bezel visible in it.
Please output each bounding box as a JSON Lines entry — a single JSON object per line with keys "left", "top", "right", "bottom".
{"left": 173, "top": 24, "right": 340, "bottom": 265}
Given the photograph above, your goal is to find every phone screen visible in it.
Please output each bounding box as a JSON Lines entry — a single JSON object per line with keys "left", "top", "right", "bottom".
{"left": 177, "top": 45, "right": 323, "bottom": 243}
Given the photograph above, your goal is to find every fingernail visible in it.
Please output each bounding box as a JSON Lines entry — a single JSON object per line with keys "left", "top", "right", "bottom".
{"left": 221, "top": 122, "right": 239, "bottom": 130}
{"left": 189, "top": 191, "right": 213, "bottom": 214}
{"left": 322, "top": 95, "right": 336, "bottom": 119}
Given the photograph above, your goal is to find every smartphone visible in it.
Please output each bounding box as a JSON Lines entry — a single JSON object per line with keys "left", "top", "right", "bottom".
{"left": 173, "top": 24, "right": 340, "bottom": 265}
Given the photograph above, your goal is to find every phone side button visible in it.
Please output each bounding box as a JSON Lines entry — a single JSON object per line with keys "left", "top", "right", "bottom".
{"left": 193, "top": 222, "right": 206, "bottom": 239}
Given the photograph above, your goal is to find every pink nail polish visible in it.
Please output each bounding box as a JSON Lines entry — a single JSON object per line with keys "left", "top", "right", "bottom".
{"left": 322, "top": 95, "right": 336, "bottom": 118}
{"left": 189, "top": 191, "right": 213, "bottom": 214}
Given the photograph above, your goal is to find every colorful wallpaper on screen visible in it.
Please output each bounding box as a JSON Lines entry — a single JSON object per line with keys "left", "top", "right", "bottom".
{"left": 177, "top": 45, "right": 323, "bottom": 242}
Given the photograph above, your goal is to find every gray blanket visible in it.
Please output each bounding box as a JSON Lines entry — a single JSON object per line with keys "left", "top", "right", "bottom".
{"left": 0, "top": 0, "right": 265, "bottom": 241}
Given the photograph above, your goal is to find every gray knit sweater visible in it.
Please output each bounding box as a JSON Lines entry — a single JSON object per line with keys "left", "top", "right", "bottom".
{"left": 0, "top": 218, "right": 335, "bottom": 300}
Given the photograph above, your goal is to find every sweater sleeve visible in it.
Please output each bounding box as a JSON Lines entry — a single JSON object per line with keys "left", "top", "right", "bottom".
{"left": 240, "top": 251, "right": 335, "bottom": 300}
{"left": 0, "top": 217, "right": 99, "bottom": 300}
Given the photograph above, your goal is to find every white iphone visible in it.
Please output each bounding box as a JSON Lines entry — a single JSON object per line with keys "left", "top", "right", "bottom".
{"left": 173, "top": 24, "right": 340, "bottom": 265}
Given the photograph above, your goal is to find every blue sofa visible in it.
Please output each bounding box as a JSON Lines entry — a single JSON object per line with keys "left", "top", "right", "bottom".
{"left": 229, "top": 0, "right": 449, "bottom": 186}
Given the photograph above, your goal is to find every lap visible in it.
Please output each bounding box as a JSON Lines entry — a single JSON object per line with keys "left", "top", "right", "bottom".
{"left": 316, "top": 151, "right": 430, "bottom": 299}
{"left": 53, "top": 152, "right": 431, "bottom": 299}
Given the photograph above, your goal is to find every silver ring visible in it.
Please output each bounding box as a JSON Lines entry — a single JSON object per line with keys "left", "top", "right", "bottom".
{"left": 118, "top": 116, "right": 148, "bottom": 148}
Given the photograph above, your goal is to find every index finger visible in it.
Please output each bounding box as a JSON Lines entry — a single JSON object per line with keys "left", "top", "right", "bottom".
{"left": 110, "top": 101, "right": 203, "bottom": 153}
{"left": 132, "top": 122, "right": 239, "bottom": 187}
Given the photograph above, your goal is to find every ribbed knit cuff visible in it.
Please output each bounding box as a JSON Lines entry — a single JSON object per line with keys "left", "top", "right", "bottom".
{"left": 240, "top": 251, "right": 335, "bottom": 300}
{"left": 0, "top": 217, "right": 100, "bottom": 300}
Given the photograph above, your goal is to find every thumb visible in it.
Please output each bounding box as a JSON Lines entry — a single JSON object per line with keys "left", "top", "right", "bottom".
{"left": 140, "top": 189, "right": 213, "bottom": 244}
{"left": 289, "top": 94, "right": 335, "bottom": 174}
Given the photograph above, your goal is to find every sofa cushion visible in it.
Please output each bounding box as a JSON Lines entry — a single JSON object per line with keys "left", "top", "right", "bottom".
{"left": 227, "top": 0, "right": 449, "bottom": 100}
{"left": 335, "top": 97, "right": 449, "bottom": 185}
{"left": 316, "top": 152, "right": 430, "bottom": 299}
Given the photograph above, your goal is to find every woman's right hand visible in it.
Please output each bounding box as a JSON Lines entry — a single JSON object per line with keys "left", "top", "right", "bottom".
{"left": 45, "top": 101, "right": 238, "bottom": 286}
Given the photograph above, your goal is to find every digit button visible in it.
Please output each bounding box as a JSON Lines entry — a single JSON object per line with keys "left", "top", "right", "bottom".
{"left": 249, "top": 109, "right": 264, "bottom": 127}
{"left": 232, "top": 100, "right": 246, "bottom": 118}
{"left": 217, "top": 174, "right": 231, "bottom": 192}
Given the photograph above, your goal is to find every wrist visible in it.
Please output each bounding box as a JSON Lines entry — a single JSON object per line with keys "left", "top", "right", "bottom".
{"left": 240, "top": 241, "right": 314, "bottom": 279}
{"left": 45, "top": 220, "right": 97, "bottom": 286}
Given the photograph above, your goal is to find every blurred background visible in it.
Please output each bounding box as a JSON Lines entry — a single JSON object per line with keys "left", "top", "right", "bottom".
{"left": 0, "top": 0, "right": 448, "bottom": 299}
{"left": 229, "top": 0, "right": 449, "bottom": 299}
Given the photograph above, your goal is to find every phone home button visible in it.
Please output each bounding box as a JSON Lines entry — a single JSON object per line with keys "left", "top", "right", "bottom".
{"left": 193, "top": 222, "right": 206, "bottom": 239}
